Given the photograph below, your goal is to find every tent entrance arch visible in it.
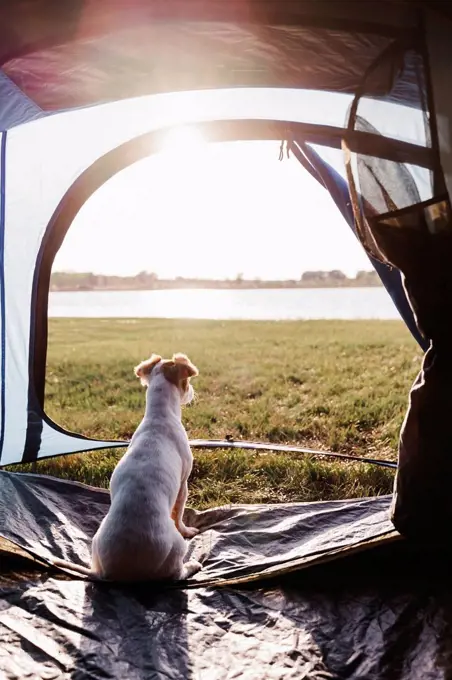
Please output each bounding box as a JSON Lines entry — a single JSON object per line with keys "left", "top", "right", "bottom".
{"left": 17, "top": 117, "right": 422, "bottom": 466}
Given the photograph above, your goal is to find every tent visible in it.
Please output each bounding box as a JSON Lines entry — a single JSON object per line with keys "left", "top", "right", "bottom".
{"left": 2, "top": 1, "right": 452, "bottom": 677}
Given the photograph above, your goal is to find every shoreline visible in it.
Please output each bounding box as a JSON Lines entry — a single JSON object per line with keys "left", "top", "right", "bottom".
{"left": 50, "top": 282, "right": 383, "bottom": 293}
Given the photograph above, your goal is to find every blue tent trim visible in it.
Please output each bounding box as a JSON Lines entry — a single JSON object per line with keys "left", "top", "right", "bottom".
{"left": 289, "top": 140, "right": 428, "bottom": 351}
{"left": 0, "top": 71, "right": 45, "bottom": 131}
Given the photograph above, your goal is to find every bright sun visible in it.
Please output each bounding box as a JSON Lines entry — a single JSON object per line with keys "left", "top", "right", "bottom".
{"left": 160, "top": 125, "right": 208, "bottom": 158}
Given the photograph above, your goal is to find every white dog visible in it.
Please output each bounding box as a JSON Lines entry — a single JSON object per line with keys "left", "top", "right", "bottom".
{"left": 51, "top": 352, "right": 202, "bottom": 581}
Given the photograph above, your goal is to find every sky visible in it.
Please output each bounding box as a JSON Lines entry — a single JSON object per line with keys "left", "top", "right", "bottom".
{"left": 53, "top": 134, "right": 371, "bottom": 280}
{"left": 7, "top": 86, "right": 427, "bottom": 281}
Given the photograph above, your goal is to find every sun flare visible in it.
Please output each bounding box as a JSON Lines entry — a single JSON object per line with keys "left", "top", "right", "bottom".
{"left": 160, "top": 125, "right": 208, "bottom": 158}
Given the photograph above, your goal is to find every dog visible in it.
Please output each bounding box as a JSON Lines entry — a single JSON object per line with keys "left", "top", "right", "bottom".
{"left": 50, "top": 352, "right": 202, "bottom": 581}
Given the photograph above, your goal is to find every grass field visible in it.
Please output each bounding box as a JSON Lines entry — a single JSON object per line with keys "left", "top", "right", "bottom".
{"left": 12, "top": 318, "right": 422, "bottom": 508}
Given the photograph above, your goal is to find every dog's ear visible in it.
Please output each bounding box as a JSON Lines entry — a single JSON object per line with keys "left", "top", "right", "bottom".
{"left": 162, "top": 353, "right": 198, "bottom": 385}
{"left": 173, "top": 353, "right": 199, "bottom": 378}
{"left": 134, "top": 354, "right": 162, "bottom": 386}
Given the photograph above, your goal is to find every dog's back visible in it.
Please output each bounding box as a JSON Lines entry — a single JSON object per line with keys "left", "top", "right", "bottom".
{"left": 95, "top": 424, "right": 186, "bottom": 579}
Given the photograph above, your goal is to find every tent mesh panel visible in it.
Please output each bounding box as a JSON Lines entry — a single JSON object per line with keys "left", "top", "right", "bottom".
{"left": 344, "top": 37, "right": 452, "bottom": 542}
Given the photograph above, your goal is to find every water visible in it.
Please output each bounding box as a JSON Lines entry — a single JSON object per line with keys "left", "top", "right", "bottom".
{"left": 48, "top": 287, "right": 400, "bottom": 320}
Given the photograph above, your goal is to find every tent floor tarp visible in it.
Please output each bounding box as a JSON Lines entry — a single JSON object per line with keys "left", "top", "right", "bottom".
{"left": 1, "top": 472, "right": 452, "bottom": 678}
{"left": 0, "top": 471, "right": 400, "bottom": 586}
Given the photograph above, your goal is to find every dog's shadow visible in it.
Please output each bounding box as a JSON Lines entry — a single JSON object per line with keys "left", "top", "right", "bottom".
{"left": 71, "top": 580, "right": 195, "bottom": 678}
{"left": 68, "top": 510, "right": 216, "bottom": 679}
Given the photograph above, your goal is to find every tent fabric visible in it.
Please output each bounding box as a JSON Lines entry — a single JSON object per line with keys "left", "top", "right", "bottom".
{"left": 337, "top": 17, "right": 452, "bottom": 539}
{"left": 0, "top": 25, "right": 397, "bottom": 113}
{"left": 426, "top": 12, "right": 452, "bottom": 206}
{"left": 0, "top": 1, "right": 429, "bottom": 125}
{"left": 0, "top": 131, "right": 5, "bottom": 467}
{"left": 0, "top": 71, "right": 45, "bottom": 131}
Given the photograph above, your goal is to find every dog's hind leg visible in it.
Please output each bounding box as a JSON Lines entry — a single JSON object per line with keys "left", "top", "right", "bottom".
{"left": 173, "top": 481, "right": 199, "bottom": 539}
{"left": 162, "top": 532, "right": 202, "bottom": 581}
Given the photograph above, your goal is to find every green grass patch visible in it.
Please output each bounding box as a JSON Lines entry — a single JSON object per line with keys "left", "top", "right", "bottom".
{"left": 11, "top": 318, "right": 421, "bottom": 508}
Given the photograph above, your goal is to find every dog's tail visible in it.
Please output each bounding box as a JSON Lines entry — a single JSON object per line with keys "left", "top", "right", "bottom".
{"left": 49, "top": 557, "right": 102, "bottom": 581}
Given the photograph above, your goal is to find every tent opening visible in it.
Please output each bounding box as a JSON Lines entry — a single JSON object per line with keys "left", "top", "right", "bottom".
{"left": 35, "top": 135, "right": 414, "bottom": 482}
{"left": 0, "top": 88, "right": 437, "bottom": 467}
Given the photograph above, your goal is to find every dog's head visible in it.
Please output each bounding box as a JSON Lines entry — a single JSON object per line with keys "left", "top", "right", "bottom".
{"left": 134, "top": 353, "right": 198, "bottom": 405}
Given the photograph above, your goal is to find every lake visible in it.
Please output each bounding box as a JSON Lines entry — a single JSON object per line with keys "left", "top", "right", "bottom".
{"left": 48, "top": 287, "right": 401, "bottom": 320}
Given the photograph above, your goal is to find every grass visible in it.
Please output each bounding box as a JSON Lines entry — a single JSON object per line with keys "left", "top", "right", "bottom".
{"left": 11, "top": 318, "right": 422, "bottom": 508}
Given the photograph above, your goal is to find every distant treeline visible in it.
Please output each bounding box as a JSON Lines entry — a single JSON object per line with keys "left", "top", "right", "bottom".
{"left": 50, "top": 269, "right": 382, "bottom": 291}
